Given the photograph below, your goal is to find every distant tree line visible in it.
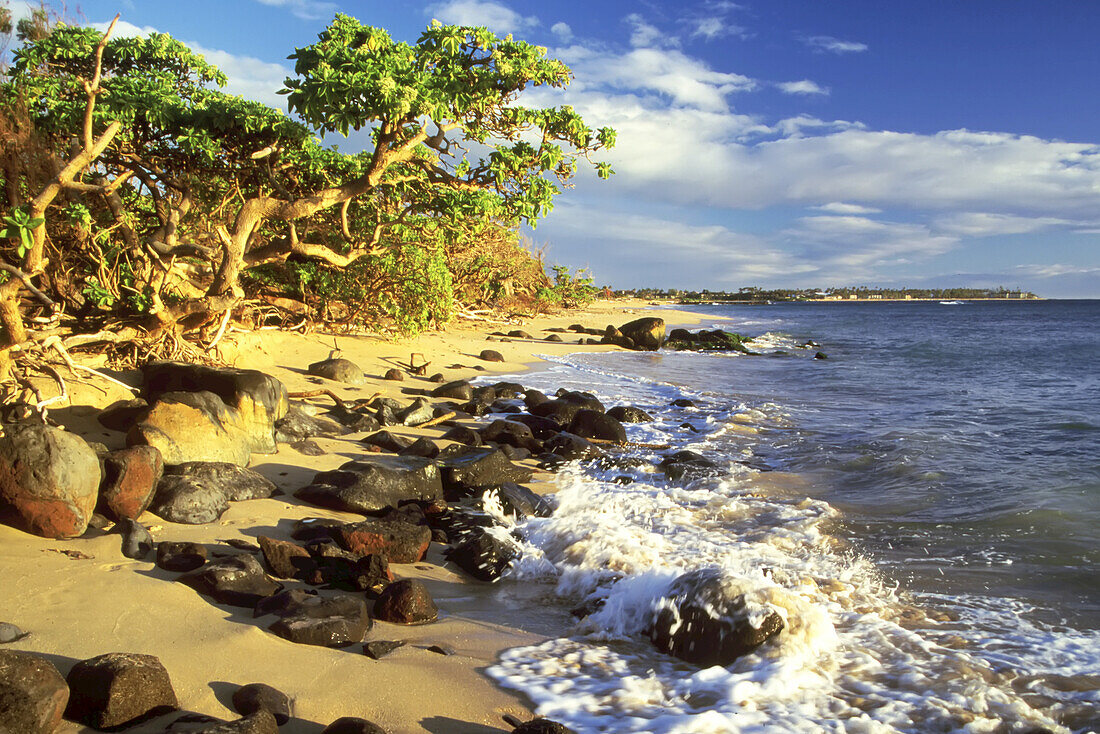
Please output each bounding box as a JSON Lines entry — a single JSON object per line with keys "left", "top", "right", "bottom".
{"left": 614, "top": 286, "right": 1039, "bottom": 302}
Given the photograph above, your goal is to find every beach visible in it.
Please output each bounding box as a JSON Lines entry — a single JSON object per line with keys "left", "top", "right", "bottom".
{"left": 0, "top": 298, "right": 714, "bottom": 734}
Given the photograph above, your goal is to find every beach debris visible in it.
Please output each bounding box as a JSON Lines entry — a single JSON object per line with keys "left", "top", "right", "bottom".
{"left": 320, "top": 716, "right": 387, "bottom": 734}
{"left": 607, "top": 405, "right": 654, "bottom": 423}
{"left": 373, "top": 579, "right": 439, "bottom": 625}
{"left": 446, "top": 527, "right": 518, "bottom": 582}
{"left": 232, "top": 683, "right": 291, "bottom": 725}
{"left": 479, "top": 349, "right": 505, "bottom": 362}
{"left": 406, "top": 352, "right": 430, "bottom": 376}
{"left": 815, "top": 351, "right": 829, "bottom": 359}
{"left": 362, "top": 640, "right": 406, "bottom": 660}
{"left": 64, "top": 652, "right": 179, "bottom": 730}
{"left": 648, "top": 568, "right": 784, "bottom": 666}
{"left": 266, "top": 593, "right": 372, "bottom": 648}
{"left": 0, "top": 423, "right": 101, "bottom": 539}
{"left": 156, "top": 541, "right": 207, "bottom": 572}
{"left": 307, "top": 357, "right": 367, "bottom": 386}
{"left": 99, "top": 446, "right": 164, "bottom": 521}
{"left": 44, "top": 548, "right": 94, "bottom": 560}
{"left": 118, "top": 518, "right": 154, "bottom": 560}
{"left": 0, "top": 649, "right": 69, "bottom": 734}
{"left": 178, "top": 555, "right": 280, "bottom": 609}
{"left": 0, "top": 623, "right": 28, "bottom": 644}
{"left": 415, "top": 411, "right": 457, "bottom": 430}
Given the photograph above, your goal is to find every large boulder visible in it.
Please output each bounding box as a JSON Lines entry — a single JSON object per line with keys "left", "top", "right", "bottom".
{"left": 99, "top": 446, "right": 164, "bottom": 521}
{"left": 150, "top": 462, "right": 276, "bottom": 525}
{"left": 127, "top": 391, "right": 252, "bottom": 466}
{"left": 430, "top": 380, "right": 473, "bottom": 401}
{"left": 165, "top": 462, "right": 276, "bottom": 502}
{"left": 306, "top": 358, "right": 366, "bottom": 386}
{"left": 0, "top": 424, "right": 101, "bottom": 538}
{"left": 480, "top": 420, "right": 542, "bottom": 452}
{"left": 273, "top": 404, "right": 348, "bottom": 443}
{"left": 64, "top": 652, "right": 178, "bottom": 730}
{"left": 648, "top": 569, "right": 784, "bottom": 666}
{"left": 265, "top": 593, "right": 371, "bottom": 648}
{"left": 178, "top": 555, "right": 280, "bottom": 608}
{"left": 331, "top": 520, "right": 431, "bottom": 564}
{"left": 437, "top": 447, "right": 533, "bottom": 499}
{"left": 0, "top": 649, "right": 69, "bottom": 734}
{"left": 618, "top": 317, "right": 666, "bottom": 351}
{"left": 607, "top": 405, "right": 654, "bottom": 423}
{"left": 446, "top": 528, "right": 518, "bottom": 582}
{"left": 142, "top": 362, "right": 288, "bottom": 454}
{"left": 295, "top": 456, "right": 442, "bottom": 515}
{"left": 372, "top": 579, "right": 438, "bottom": 625}
{"left": 567, "top": 409, "right": 626, "bottom": 444}
{"left": 232, "top": 683, "right": 291, "bottom": 725}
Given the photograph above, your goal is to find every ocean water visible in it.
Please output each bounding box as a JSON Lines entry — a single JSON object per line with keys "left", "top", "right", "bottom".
{"left": 482, "top": 300, "right": 1100, "bottom": 733}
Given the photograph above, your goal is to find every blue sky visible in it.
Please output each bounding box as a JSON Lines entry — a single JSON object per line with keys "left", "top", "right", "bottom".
{"left": 8, "top": 0, "right": 1100, "bottom": 296}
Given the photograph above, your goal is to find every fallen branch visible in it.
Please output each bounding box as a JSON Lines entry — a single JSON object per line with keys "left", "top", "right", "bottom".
{"left": 42, "top": 336, "right": 140, "bottom": 394}
{"left": 207, "top": 306, "right": 232, "bottom": 351}
{"left": 287, "top": 388, "right": 348, "bottom": 412}
{"left": 417, "top": 411, "right": 456, "bottom": 429}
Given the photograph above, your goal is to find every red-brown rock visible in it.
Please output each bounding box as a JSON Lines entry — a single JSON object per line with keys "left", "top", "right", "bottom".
{"left": 99, "top": 446, "right": 164, "bottom": 521}
{"left": 331, "top": 520, "right": 431, "bottom": 564}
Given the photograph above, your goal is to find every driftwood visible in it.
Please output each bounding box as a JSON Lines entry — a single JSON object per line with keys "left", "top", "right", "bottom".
{"left": 417, "top": 411, "right": 456, "bottom": 429}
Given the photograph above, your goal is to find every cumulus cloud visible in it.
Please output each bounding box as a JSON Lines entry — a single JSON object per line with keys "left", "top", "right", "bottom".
{"left": 777, "top": 79, "right": 829, "bottom": 96}
{"left": 625, "top": 13, "right": 678, "bottom": 49}
{"left": 550, "top": 21, "right": 573, "bottom": 42}
{"left": 252, "top": 0, "right": 337, "bottom": 21}
{"left": 803, "top": 35, "right": 868, "bottom": 54}
{"left": 427, "top": 0, "right": 538, "bottom": 34}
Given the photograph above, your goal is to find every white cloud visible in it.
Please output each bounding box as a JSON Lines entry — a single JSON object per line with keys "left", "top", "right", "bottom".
{"left": 427, "top": 1, "right": 539, "bottom": 34}
{"left": 252, "top": 0, "right": 337, "bottom": 21}
{"left": 625, "top": 13, "right": 677, "bottom": 49}
{"left": 803, "top": 35, "right": 868, "bottom": 54}
{"left": 777, "top": 79, "right": 829, "bottom": 96}
{"left": 932, "top": 212, "right": 1077, "bottom": 237}
{"left": 814, "top": 202, "right": 882, "bottom": 215}
{"left": 787, "top": 215, "right": 959, "bottom": 274}
{"left": 687, "top": 16, "right": 746, "bottom": 41}
{"left": 1013, "top": 263, "right": 1100, "bottom": 278}
{"left": 550, "top": 21, "right": 573, "bottom": 42}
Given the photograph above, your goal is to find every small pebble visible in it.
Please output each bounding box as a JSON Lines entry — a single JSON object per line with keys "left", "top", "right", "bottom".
{"left": 362, "top": 640, "right": 406, "bottom": 660}
{"left": 0, "top": 622, "right": 27, "bottom": 643}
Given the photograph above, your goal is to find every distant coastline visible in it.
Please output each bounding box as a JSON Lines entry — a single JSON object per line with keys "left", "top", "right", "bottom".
{"left": 676, "top": 296, "right": 1046, "bottom": 304}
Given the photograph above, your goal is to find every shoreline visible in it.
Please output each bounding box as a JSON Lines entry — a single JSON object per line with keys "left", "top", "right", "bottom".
{"left": 0, "top": 298, "right": 714, "bottom": 734}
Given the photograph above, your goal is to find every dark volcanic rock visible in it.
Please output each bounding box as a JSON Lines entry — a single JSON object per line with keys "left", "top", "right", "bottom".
{"left": 479, "top": 349, "right": 505, "bottom": 363}
{"left": 447, "top": 528, "right": 518, "bottom": 582}
{"left": 529, "top": 399, "right": 585, "bottom": 427}
{"left": 398, "top": 437, "right": 440, "bottom": 459}
{"left": 437, "top": 447, "right": 533, "bottom": 499}
{"left": 0, "top": 423, "right": 101, "bottom": 539}
{"left": 307, "top": 358, "right": 366, "bottom": 386}
{"left": 99, "top": 446, "right": 164, "bottom": 521}
{"left": 311, "top": 552, "right": 391, "bottom": 592}
{"left": 295, "top": 456, "right": 442, "bottom": 515}
{"left": 172, "top": 462, "right": 276, "bottom": 502}
{"left": 648, "top": 568, "right": 784, "bottom": 666}
{"left": 231, "top": 683, "right": 290, "bottom": 725}
{"left": 65, "top": 652, "right": 178, "bottom": 730}
{"left": 149, "top": 474, "right": 229, "bottom": 525}
{"left": 0, "top": 649, "right": 69, "bottom": 734}
{"left": 360, "top": 431, "right": 413, "bottom": 453}
{"left": 480, "top": 420, "right": 542, "bottom": 452}
{"left": 440, "top": 425, "right": 482, "bottom": 446}
{"left": 331, "top": 519, "right": 431, "bottom": 564}
{"left": 178, "top": 555, "right": 280, "bottom": 608}
{"left": 321, "top": 717, "right": 387, "bottom": 734}
{"left": 567, "top": 409, "right": 626, "bottom": 444}
{"left": 291, "top": 439, "right": 325, "bottom": 456}
{"left": 510, "top": 718, "right": 578, "bottom": 734}
{"left": 544, "top": 432, "right": 602, "bottom": 460}
{"left": 97, "top": 399, "right": 150, "bottom": 432}
{"left": 509, "top": 414, "right": 559, "bottom": 440}
{"left": 258, "top": 536, "right": 315, "bottom": 579}
{"left": 430, "top": 380, "right": 473, "bottom": 401}
{"left": 290, "top": 518, "right": 344, "bottom": 543}
{"left": 267, "top": 594, "right": 371, "bottom": 648}
{"left": 396, "top": 398, "right": 434, "bottom": 427}
{"left": 156, "top": 541, "right": 207, "bottom": 572}
{"left": 191, "top": 710, "right": 279, "bottom": 734}
{"left": 607, "top": 406, "right": 654, "bottom": 423}
{"left": 660, "top": 450, "right": 719, "bottom": 482}
{"left": 556, "top": 391, "right": 605, "bottom": 412}
{"left": 362, "top": 640, "right": 405, "bottom": 660}
{"left": 383, "top": 368, "right": 404, "bottom": 381}
{"left": 274, "top": 404, "right": 348, "bottom": 443}
{"left": 670, "top": 398, "right": 696, "bottom": 408}
{"left": 119, "top": 518, "right": 154, "bottom": 560}
{"left": 372, "top": 579, "right": 438, "bottom": 625}
{"left": 493, "top": 482, "right": 553, "bottom": 519}
{"left": 618, "top": 317, "right": 666, "bottom": 351}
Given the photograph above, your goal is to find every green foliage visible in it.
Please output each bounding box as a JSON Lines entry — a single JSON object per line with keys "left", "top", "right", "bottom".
{"left": 541, "top": 264, "right": 596, "bottom": 309}
{"left": 0, "top": 206, "right": 44, "bottom": 258}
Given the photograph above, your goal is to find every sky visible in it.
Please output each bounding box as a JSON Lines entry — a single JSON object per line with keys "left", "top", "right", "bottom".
{"left": 7, "top": 0, "right": 1100, "bottom": 296}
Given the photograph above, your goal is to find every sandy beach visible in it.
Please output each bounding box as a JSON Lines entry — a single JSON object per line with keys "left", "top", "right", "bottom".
{"left": 0, "top": 298, "right": 713, "bottom": 734}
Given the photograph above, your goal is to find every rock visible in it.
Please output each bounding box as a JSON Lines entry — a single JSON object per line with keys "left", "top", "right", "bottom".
{"left": 306, "top": 358, "right": 366, "bottom": 386}
{"left": 311, "top": 552, "right": 391, "bottom": 592}
{"left": 544, "top": 432, "right": 602, "bottom": 460}
{"left": 0, "top": 649, "right": 69, "bottom": 734}
{"left": 253, "top": 588, "right": 319, "bottom": 618}
{"left": 362, "top": 640, "right": 405, "bottom": 660}
{"left": 544, "top": 334, "right": 563, "bottom": 342}
{"left": 64, "top": 652, "right": 178, "bottom": 729}
{"left": 607, "top": 406, "right": 654, "bottom": 423}
{"left": 119, "top": 518, "right": 154, "bottom": 560}
{"left": 296, "top": 456, "right": 442, "bottom": 515}
{"left": 428, "top": 373, "right": 445, "bottom": 383}
{"left": 430, "top": 380, "right": 473, "bottom": 401}
{"left": 0, "top": 623, "right": 27, "bottom": 644}
{"left": 99, "top": 446, "right": 164, "bottom": 521}
{"left": 567, "top": 409, "right": 626, "bottom": 444}
{"left": 267, "top": 594, "right": 371, "bottom": 648}
{"left": 557, "top": 390, "right": 605, "bottom": 412}
{"left": 382, "top": 368, "right": 404, "bottom": 381}
{"left": 447, "top": 528, "right": 518, "bottom": 582}
{"left": 258, "top": 536, "right": 315, "bottom": 579}
{"left": 331, "top": 411, "right": 380, "bottom": 433}
{"left": 480, "top": 420, "right": 542, "bottom": 452}
{"left": 331, "top": 520, "right": 431, "bottom": 564}
{"left": 360, "top": 431, "right": 412, "bottom": 453}
{"left": 492, "top": 483, "right": 553, "bottom": 519}
{"left": 498, "top": 445, "right": 530, "bottom": 462}
{"left": 814, "top": 351, "right": 828, "bottom": 360}
{"left": 151, "top": 462, "right": 276, "bottom": 524}
{"left": 509, "top": 717, "right": 577, "bottom": 734}
{"left": 192, "top": 710, "right": 279, "bottom": 734}
{"left": 142, "top": 361, "right": 288, "bottom": 455}
{"left": 128, "top": 391, "right": 252, "bottom": 466}
{"left": 529, "top": 399, "right": 585, "bottom": 427}
{"left": 178, "top": 555, "right": 280, "bottom": 608}
{"left": 479, "top": 349, "right": 504, "bottom": 363}
{"left": 660, "top": 450, "right": 719, "bottom": 482}
{"left": 440, "top": 425, "right": 481, "bottom": 446}
{"left": 648, "top": 568, "right": 785, "bottom": 666}
{"left": 291, "top": 440, "right": 325, "bottom": 456}
{"left": 0, "top": 423, "right": 101, "bottom": 539}
{"left": 231, "top": 683, "right": 290, "bottom": 725}
{"left": 509, "top": 414, "right": 559, "bottom": 440}
{"left": 180, "top": 463, "right": 276, "bottom": 502}
{"left": 396, "top": 398, "right": 434, "bottom": 427}
{"left": 618, "top": 317, "right": 666, "bottom": 351}
{"left": 274, "top": 404, "right": 348, "bottom": 442}
{"left": 372, "top": 579, "right": 438, "bottom": 625}
{"left": 523, "top": 389, "right": 549, "bottom": 408}
{"left": 97, "top": 399, "right": 150, "bottom": 432}
{"left": 670, "top": 398, "right": 696, "bottom": 408}
{"left": 398, "top": 437, "right": 440, "bottom": 459}
{"left": 290, "top": 518, "right": 344, "bottom": 543}
{"left": 156, "top": 541, "right": 207, "bottom": 572}
{"left": 437, "top": 447, "right": 533, "bottom": 500}
{"left": 321, "top": 717, "right": 387, "bottom": 734}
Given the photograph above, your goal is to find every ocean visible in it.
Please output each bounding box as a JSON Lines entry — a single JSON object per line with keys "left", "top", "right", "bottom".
{"left": 482, "top": 299, "right": 1100, "bottom": 733}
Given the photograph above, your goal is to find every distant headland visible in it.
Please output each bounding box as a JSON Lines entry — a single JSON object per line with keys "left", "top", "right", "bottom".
{"left": 613, "top": 286, "right": 1041, "bottom": 304}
